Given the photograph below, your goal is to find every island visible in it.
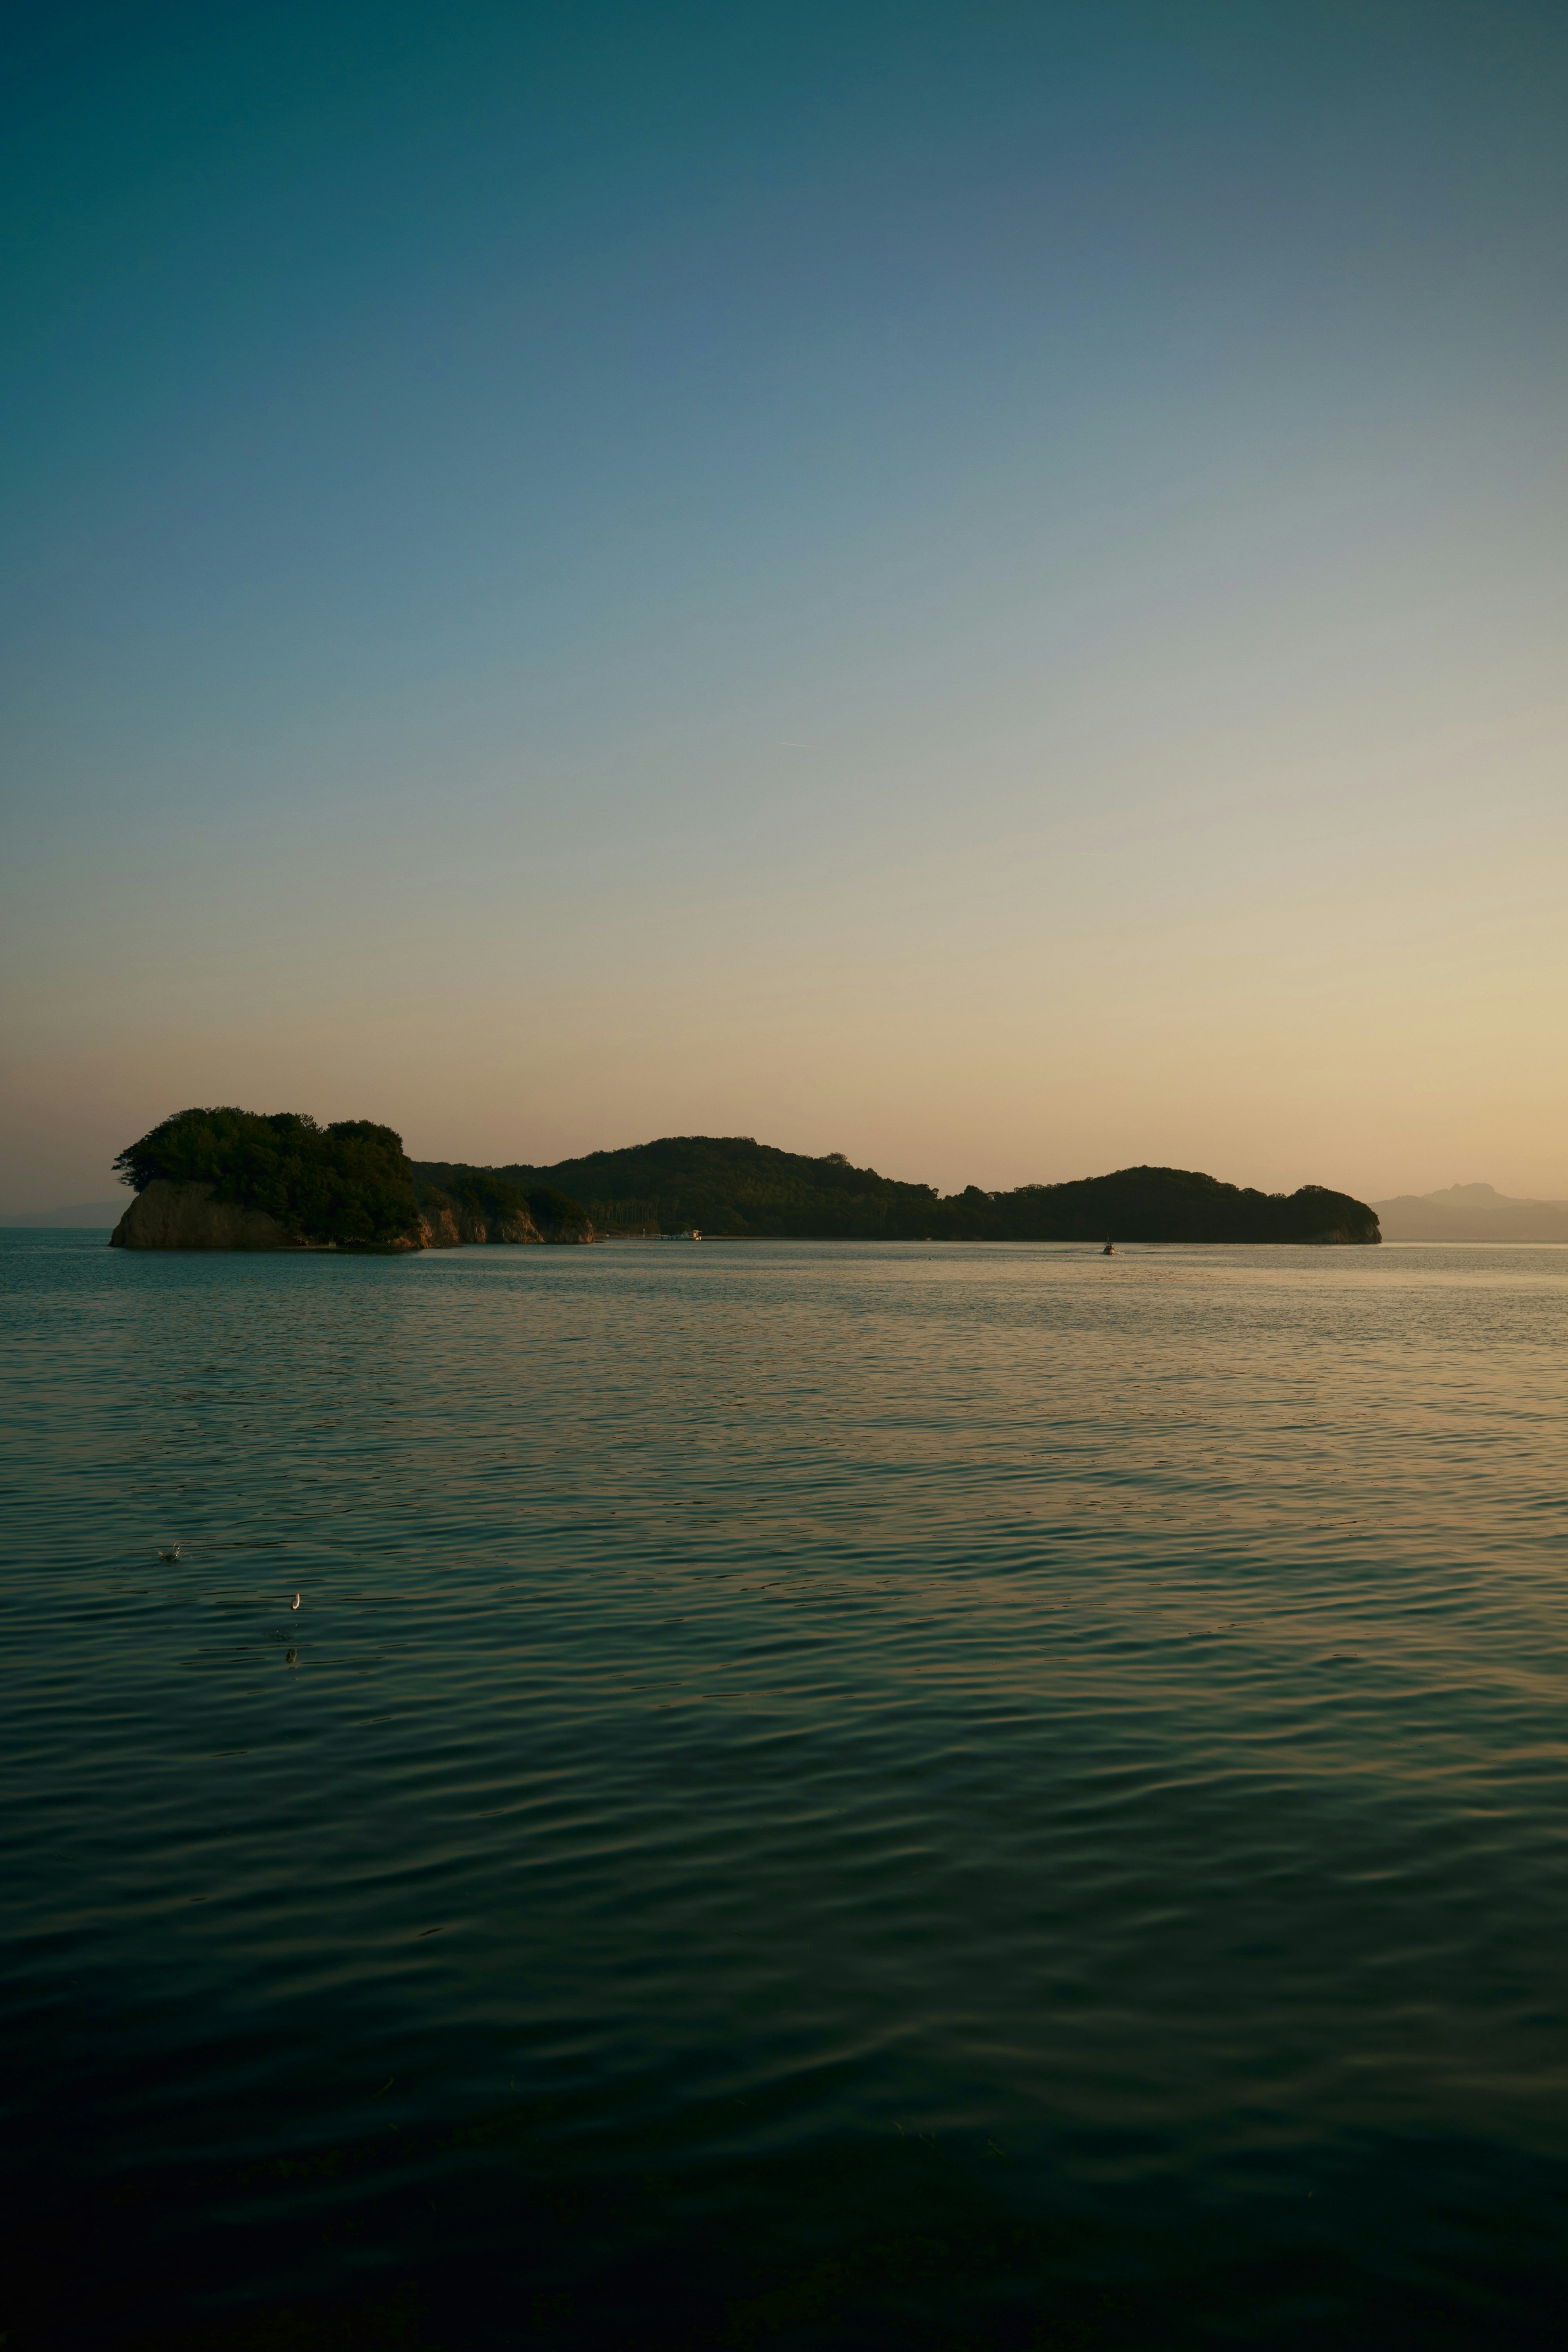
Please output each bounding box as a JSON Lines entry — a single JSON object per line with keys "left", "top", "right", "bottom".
{"left": 422, "top": 1135, "right": 1380, "bottom": 1243}
{"left": 109, "top": 1108, "right": 594, "bottom": 1251}
{"left": 107, "top": 1109, "right": 1381, "bottom": 1249}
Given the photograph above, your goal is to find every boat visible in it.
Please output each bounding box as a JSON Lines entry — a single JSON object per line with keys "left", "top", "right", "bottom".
{"left": 1102, "top": 1238, "right": 1115, "bottom": 1255}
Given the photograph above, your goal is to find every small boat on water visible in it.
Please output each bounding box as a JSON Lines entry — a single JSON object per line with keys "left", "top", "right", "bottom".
{"left": 1102, "top": 1238, "right": 1115, "bottom": 1255}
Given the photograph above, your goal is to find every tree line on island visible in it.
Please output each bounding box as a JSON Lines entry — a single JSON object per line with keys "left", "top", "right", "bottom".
{"left": 111, "top": 1107, "right": 1381, "bottom": 1249}
{"left": 111, "top": 1107, "right": 591, "bottom": 1250}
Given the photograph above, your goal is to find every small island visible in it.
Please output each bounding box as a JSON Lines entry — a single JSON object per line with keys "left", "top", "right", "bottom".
{"left": 109, "top": 1108, "right": 594, "bottom": 1251}
{"left": 108, "top": 1109, "right": 1381, "bottom": 1250}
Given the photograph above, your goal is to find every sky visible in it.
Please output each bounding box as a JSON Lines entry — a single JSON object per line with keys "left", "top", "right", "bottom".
{"left": 2, "top": 0, "right": 1564, "bottom": 1210}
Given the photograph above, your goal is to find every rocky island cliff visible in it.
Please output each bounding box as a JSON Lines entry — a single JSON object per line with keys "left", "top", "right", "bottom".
{"left": 109, "top": 1110, "right": 593, "bottom": 1251}
{"left": 111, "top": 1178, "right": 323, "bottom": 1251}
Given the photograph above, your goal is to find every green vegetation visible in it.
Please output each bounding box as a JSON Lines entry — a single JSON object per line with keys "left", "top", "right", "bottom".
{"left": 414, "top": 1167, "right": 533, "bottom": 1231}
{"left": 114, "top": 1107, "right": 421, "bottom": 1246}
{"left": 115, "top": 1114, "right": 1377, "bottom": 1250}
{"left": 414, "top": 1164, "right": 589, "bottom": 1232}
{"left": 521, "top": 1184, "right": 590, "bottom": 1230}
{"left": 415, "top": 1135, "right": 1379, "bottom": 1243}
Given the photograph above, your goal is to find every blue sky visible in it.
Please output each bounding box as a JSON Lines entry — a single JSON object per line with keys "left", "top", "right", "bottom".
{"left": 3, "top": 1, "right": 1564, "bottom": 1205}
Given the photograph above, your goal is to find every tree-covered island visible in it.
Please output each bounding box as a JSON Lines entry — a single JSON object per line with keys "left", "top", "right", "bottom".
{"left": 109, "top": 1107, "right": 592, "bottom": 1250}
{"left": 108, "top": 1109, "right": 1379, "bottom": 1250}
{"left": 439, "top": 1134, "right": 1380, "bottom": 1244}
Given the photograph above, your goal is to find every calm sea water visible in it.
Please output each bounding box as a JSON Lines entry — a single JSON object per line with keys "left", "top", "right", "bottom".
{"left": 4, "top": 1229, "right": 1567, "bottom": 2349}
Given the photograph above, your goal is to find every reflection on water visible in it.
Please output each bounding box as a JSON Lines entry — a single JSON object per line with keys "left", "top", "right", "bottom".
{"left": 2, "top": 1231, "right": 1567, "bottom": 2348}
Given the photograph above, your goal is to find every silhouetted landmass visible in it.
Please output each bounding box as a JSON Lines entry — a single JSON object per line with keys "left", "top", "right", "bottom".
{"left": 115, "top": 1107, "right": 420, "bottom": 1246}
{"left": 110, "top": 1110, "right": 593, "bottom": 1249}
{"left": 1372, "top": 1184, "right": 1568, "bottom": 1241}
{"left": 415, "top": 1136, "right": 1380, "bottom": 1243}
{"left": 111, "top": 1114, "right": 1377, "bottom": 1249}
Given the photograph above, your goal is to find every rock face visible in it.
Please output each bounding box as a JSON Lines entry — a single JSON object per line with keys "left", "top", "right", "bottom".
{"left": 461, "top": 1206, "right": 547, "bottom": 1244}
{"left": 492, "top": 1213, "right": 542, "bottom": 1242}
{"left": 110, "top": 1179, "right": 305, "bottom": 1251}
{"left": 418, "top": 1202, "right": 464, "bottom": 1248}
{"left": 111, "top": 1179, "right": 595, "bottom": 1252}
{"left": 416, "top": 1201, "right": 543, "bottom": 1247}
{"left": 414, "top": 1196, "right": 594, "bottom": 1246}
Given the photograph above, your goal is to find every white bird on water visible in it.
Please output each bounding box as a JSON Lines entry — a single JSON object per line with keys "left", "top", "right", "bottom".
{"left": 158, "top": 1541, "right": 181, "bottom": 1563}
{"left": 291, "top": 1592, "right": 301, "bottom": 1612}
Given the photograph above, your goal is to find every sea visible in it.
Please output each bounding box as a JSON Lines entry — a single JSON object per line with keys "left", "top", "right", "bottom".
{"left": 3, "top": 1229, "right": 1566, "bottom": 2349}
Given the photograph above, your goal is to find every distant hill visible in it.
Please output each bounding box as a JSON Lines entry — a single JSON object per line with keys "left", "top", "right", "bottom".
{"left": 414, "top": 1136, "right": 1380, "bottom": 1244}
{"left": 1372, "top": 1183, "right": 1568, "bottom": 1241}
{"left": 0, "top": 1202, "right": 125, "bottom": 1227}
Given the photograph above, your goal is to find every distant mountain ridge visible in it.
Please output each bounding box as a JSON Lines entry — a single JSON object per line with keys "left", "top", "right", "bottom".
{"left": 414, "top": 1135, "right": 1380, "bottom": 1243}
{"left": 0, "top": 1202, "right": 125, "bottom": 1227}
{"left": 1372, "top": 1183, "right": 1568, "bottom": 1241}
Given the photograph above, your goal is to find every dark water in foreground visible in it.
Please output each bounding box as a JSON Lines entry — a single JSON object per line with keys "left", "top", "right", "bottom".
{"left": 3, "top": 1230, "right": 1567, "bottom": 2349}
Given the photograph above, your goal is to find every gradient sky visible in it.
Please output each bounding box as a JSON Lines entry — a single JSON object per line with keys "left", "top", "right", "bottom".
{"left": 3, "top": 0, "right": 1564, "bottom": 1209}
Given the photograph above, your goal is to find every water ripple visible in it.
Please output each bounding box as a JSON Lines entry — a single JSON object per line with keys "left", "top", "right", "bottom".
{"left": 4, "top": 1234, "right": 1568, "bottom": 2345}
